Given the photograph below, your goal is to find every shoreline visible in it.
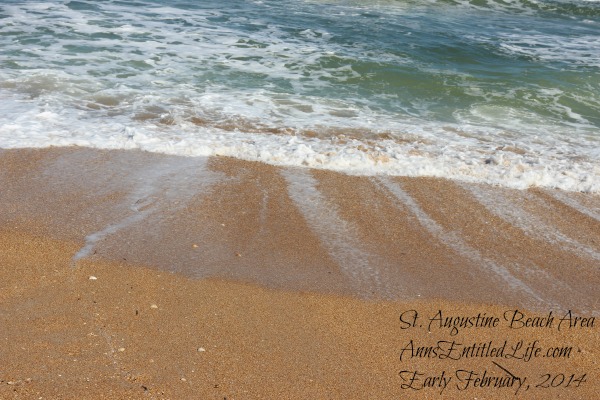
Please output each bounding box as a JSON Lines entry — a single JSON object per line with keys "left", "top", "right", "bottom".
{"left": 1, "top": 146, "right": 599, "bottom": 398}
{"left": 1, "top": 146, "right": 598, "bottom": 309}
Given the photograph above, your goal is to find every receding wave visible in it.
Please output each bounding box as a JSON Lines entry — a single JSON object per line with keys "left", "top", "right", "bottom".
{"left": 0, "top": 0, "right": 598, "bottom": 192}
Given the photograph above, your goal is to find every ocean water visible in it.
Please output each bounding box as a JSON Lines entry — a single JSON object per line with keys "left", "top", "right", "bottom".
{"left": 0, "top": 0, "right": 599, "bottom": 192}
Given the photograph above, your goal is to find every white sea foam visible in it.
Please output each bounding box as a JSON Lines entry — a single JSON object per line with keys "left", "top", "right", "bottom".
{"left": 497, "top": 33, "right": 600, "bottom": 68}
{"left": 1, "top": 85, "right": 599, "bottom": 193}
{"left": 0, "top": 0, "right": 598, "bottom": 192}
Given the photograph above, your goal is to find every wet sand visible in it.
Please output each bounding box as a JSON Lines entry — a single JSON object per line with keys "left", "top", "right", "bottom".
{"left": 1, "top": 147, "right": 598, "bottom": 399}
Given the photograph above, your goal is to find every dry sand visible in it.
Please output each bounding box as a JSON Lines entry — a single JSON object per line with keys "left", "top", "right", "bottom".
{"left": 0, "top": 147, "right": 598, "bottom": 399}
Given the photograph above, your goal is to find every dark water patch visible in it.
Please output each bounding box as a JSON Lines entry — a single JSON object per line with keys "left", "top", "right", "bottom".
{"left": 66, "top": 1, "right": 100, "bottom": 12}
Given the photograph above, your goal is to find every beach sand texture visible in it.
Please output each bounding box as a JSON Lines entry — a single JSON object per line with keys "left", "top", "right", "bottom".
{"left": 1, "top": 147, "right": 598, "bottom": 399}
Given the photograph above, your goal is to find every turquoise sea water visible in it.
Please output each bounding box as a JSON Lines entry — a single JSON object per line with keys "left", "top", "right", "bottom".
{"left": 1, "top": 0, "right": 599, "bottom": 191}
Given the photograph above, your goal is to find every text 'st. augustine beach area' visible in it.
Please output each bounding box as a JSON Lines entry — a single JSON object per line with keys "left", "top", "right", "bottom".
{"left": 0, "top": 0, "right": 599, "bottom": 398}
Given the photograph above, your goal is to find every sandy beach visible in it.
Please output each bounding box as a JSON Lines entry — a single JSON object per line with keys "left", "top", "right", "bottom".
{"left": 1, "top": 147, "right": 599, "bottom": 399}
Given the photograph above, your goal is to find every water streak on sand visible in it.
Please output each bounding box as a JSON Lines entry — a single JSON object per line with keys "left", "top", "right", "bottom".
{"left": 463, "top": 184, "right": 600, "bottom": 262}
{"left": 72, "top": 156, "right": 214, "bottom": 263}
{"left": 549, "top": 190, "right": 600, "bottom": 223}
{"left": 372, "top": 177, "right": 547, "bottom": 306}
{"left": 1, "top": 148, "right": 598, "bottom": 311}
{"left": 282, "top": 168, "right": 390, "bottom": 297}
